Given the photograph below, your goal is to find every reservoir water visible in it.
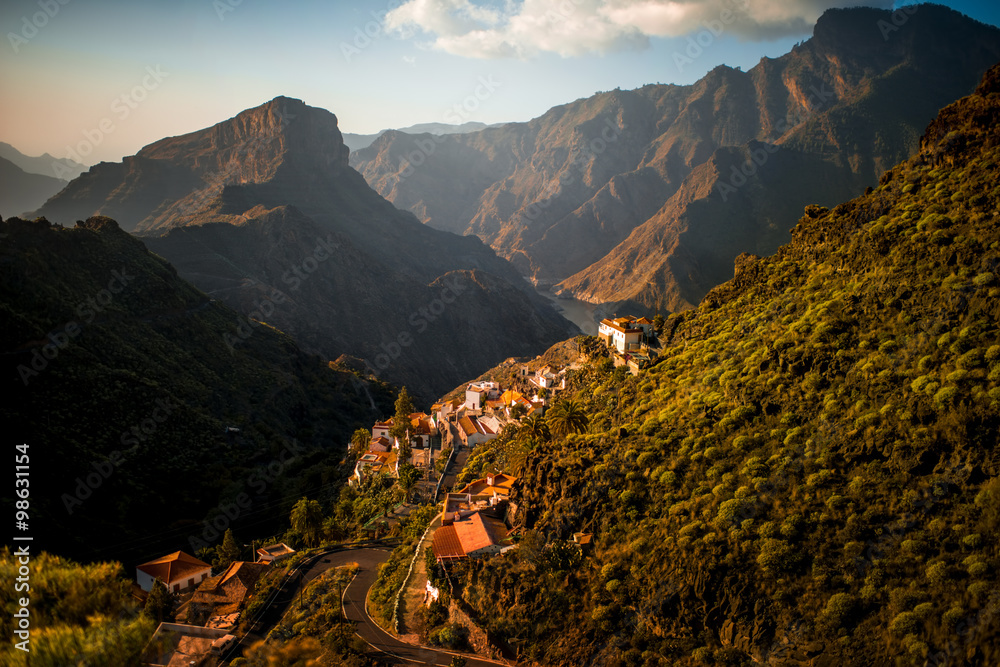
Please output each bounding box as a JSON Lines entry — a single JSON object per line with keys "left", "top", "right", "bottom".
{"left": 535, "top": 288, "right": 610, "bottom": 336}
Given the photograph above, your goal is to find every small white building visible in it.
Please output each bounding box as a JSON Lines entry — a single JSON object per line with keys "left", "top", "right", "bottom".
{"left": 136, "top": 551, "right": 212, "bottom": 593}
{"left": 457, "top": 415, "right": 498, "bottom": 447}
{"left": 598, "top": 317, "right": 645, "bottom": 353}
{"left": 255, "top": 543, "right": 296, "bottom": 564}
{"left": 465, "top": 382, "right": 500, "bottom": 410}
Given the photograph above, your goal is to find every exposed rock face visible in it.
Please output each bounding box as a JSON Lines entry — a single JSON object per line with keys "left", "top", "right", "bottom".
{"left": 351, "top": 5, "right": 1000, "bottom": 311}
{"left": 32, "top": 97, "right": 574, "bottom": 401}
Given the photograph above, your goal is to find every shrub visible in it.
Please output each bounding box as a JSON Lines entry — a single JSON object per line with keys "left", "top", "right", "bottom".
{"left": 757, "top": 538, "right": 798, "bottom": 573}
{"left": 889, "top": 611, "right": 920, "bottom": 636}
{"left": 822, "top": 593, "right": 859, "bottom": 628}
{"left": 926, "top": 562, "right": 951, "bottom": 585}
{"left": 962, "top": 533, "right": 983, "bottom": 549}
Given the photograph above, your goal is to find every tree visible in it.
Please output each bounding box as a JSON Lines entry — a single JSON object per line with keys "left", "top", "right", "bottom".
{"left": 518, "top": 415, "right": 551, "bottom": 443}
{"left": 290, "top": 497, "right": 324, "bottom": 547}
{"left": 509, "top": 402, "right": 528, "bottom": 420}
{"left": 546, "top": 399, "right": 589, "bottom": 437}
{"left": 391, "top": 386, "right": 416, "bottom": 462}
{"left": 652, "top": 313, "right": 665, "bottom": 335}
{"left": 142, "top": 580, "right": 172, "bottom": 623}
{"left": 350, "top": 427, "right": 371, "bottom": 458}
{"left": 398, "top": 462, "right": 420, "bottom": 502}
{"left": 215, "top": 528, "right": 240, "bottom": 570}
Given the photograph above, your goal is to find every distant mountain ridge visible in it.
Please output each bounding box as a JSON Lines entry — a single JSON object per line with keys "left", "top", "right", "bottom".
{"left": 351, "top": 4, "right": 1000, "bottom": 312}
{"left": 0, "top": 141, "right": 86, "bottom": 180}
{"left": 0, "top": 157, "right": 67, "bottom": 218}
{"left": 343, "top": 121, "right": 499, "bottom": 152}
{"left": 30, "top": 97, "right": 573, "bottom": 401}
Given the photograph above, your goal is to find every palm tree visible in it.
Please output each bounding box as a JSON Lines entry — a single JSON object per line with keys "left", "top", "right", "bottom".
{"left": 517, "top": 415, "right": 551, "bottom": 443}
{"left": 290, "top": 497, "right": 324, "bottom": 547}
{"left": 350, "top": 427, "right": 371, "bottom": 457}
{"left": 546, "top": 399, "right": 589, "bottom": 438}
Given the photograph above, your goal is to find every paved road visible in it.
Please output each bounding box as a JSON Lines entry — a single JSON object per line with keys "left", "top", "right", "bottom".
{"left": 246, "top": 546, "right": 505, "bottom": 667}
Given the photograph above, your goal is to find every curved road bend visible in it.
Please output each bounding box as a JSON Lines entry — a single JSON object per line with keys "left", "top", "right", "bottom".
{"left": 253, "top": 547, "right": 506, "bottom": 667}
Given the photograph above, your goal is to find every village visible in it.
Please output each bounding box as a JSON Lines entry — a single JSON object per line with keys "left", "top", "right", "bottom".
{"left": 131, "top": 316, "right": 660, "bottom": 665}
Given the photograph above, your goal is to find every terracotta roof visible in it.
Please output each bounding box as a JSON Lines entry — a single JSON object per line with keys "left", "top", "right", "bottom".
{"left": 137, "top": 551, "right": 211, "bottom": 585}
{"left": 454, "top": 512, "right": 507, "bottom": 554}
{"left": 218, "top": 561, "right": 269, "bottom": 590}
{"left": 432, "top": 525, "right": 465, "bottom": 560}
{"left": 634, "top": 316, "right": 653, "bottom": 324}
{"left": 499, "top": 389, "right": 523, "bottom": 406}
{"left": 457, "top": 473, "right": 517, "bottom": 497}
{"left": 458, "top": 415, "right": 477, "bottom": 436}
{"left": 600, "top": 317, "right": 642, "bottom": 334}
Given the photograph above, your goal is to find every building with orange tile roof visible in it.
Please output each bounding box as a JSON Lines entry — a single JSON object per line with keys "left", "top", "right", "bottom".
{"left": 457, "top": 414, "right": 499, "bottom": 447}
{"left": 136, "top": 551, "right": 212, "bottom": 593}
{"left": 457, "top": 472, "right": 517, "bottom": 498}
{"left": 189, "top": 560, "right": 269, "bottom": 623}
{"left": 598, "top": 316, "right": 649, "bottom": 353}
{"left": 432, "top": 511, "right": 509, "bottom": 562}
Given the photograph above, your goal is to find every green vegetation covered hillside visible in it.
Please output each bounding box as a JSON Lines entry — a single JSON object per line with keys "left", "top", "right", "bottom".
{"left": 448, "top": 65, "right": 1000, "bottom": 665}
{"left": 0, "top": 216, "right": 394, "bottom": 565}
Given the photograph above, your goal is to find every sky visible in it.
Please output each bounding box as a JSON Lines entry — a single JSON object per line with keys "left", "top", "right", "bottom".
{"left": 2, "top": 0, "right": 998, "bottom": 171}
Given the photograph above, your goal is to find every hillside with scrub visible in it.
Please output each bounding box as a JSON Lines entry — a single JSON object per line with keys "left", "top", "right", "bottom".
{"left": 440, "top": 64, "right": 1000, "bottom": 666}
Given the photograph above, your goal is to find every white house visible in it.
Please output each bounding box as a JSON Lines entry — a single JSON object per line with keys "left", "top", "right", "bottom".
{"left": 457, "top": 415, "right": 498, "bottom": 447}
{"left": 136, "top": 551, "right": 212, "bottom": 593}
{"left": 465, "top": 382, "right": 500, "bottom": 410}
{"left": 598, "top": 317, "right": 645, "bottom": 353}
{"left": 372, "top": 419, "right": 393, "bottom": 440}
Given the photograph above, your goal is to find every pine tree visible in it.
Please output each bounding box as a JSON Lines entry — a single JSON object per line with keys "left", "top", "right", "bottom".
{"left": 142, "top": 579, "right": 172, "bottom": 623}
{"left": 216, "top": 528, "right": 240, "bottom": 570}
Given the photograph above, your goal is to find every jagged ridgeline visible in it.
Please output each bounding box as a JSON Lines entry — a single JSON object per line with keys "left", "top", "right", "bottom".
{"left": 456, "top": 66, "right": 1000, "bottom": 665}
{"left": 353, "top": 4, "right": 1000, "bottom": 314}
{"left": 0, "top": 216, "right": 394, "bottom": 564}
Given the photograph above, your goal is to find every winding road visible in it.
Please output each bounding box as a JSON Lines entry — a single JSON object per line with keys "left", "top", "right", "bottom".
{"left": 236, "top": 545, "right": 506, "bottom": 667}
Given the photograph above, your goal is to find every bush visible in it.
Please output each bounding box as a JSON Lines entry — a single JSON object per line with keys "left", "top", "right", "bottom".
{"left": 889, "top": 611, "right": 920, "bottom": 636}
{"left": 926, "top": 562, "right": 951, "bottom": 585}
{"left": 757, "top": 539, "right": 799, "bottom": 573}
{"left": 822, "top": 593, "right": 859, "bottom": 628}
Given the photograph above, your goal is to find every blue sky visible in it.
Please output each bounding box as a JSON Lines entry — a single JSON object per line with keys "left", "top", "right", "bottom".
{"left": 2, "top": 0, "right": 998, "bottom": 168}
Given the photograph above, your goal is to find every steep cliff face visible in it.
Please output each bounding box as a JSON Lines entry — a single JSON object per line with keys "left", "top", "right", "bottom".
{"left": 352, "top": 5, "right": 1000, "bottom": 309}
{"left": 32, "top": 97, "right": 574, "bottom": 400}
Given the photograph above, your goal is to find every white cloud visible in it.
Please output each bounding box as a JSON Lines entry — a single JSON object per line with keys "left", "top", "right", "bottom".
{"left": 385, "top": 0, "right": 896, "bottom": 59}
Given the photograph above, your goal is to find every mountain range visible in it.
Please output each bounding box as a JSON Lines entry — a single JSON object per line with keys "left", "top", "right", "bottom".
{"left": 28, "top": 97, "right": 574, "bottom": 401}
{"left": 342, "top": 120, "right": 498, "bottom": 152}
{"left": 453, "top": 61, "right": 1000, "bottom": 666}
{"left": 352, "top": 4, "right": 1000, "bottom": 313}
